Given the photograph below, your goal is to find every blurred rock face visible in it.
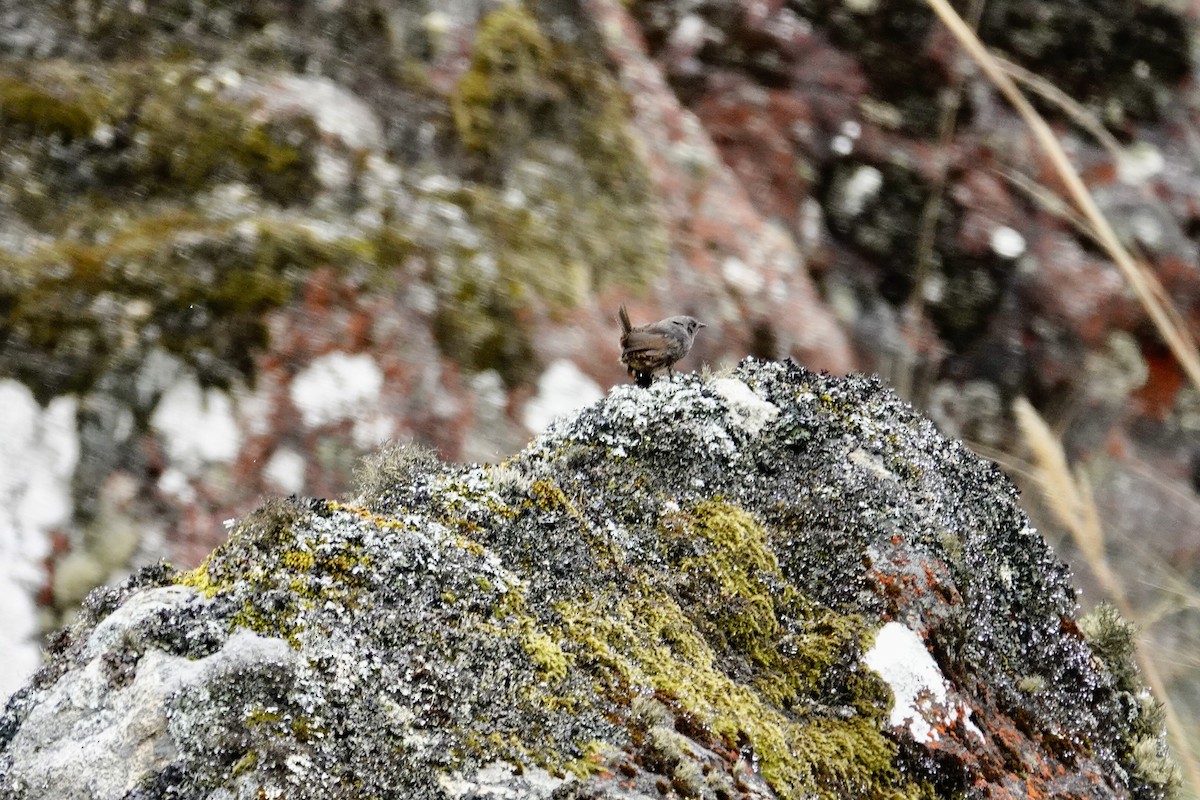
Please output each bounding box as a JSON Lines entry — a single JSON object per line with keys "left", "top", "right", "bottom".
{"left": 0, "top": 0, "right": 854, "bottom": 692}
{"left": 1, "top": 0, "right": 1198, "bottom": 707}
{"left": 0, "top": 362, "right": 1176, "bottom": 799}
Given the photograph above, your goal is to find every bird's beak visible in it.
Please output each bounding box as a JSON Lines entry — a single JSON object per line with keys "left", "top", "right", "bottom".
{"left": 699, "top": 322, "right": 707, "bottom": 328}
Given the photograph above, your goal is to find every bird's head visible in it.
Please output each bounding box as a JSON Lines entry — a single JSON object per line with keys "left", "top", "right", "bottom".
{"left": 666, "top": 316, "right": 706, "bottom": 344}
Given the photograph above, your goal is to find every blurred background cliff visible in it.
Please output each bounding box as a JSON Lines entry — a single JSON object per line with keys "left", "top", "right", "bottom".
{"left": 3, "top": 0, "right": 1200, "bottom": 786}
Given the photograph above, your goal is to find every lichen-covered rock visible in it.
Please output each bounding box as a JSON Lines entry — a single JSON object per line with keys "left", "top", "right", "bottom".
{"left": 0, "top": 360, "right": 1175, "bottom": 799}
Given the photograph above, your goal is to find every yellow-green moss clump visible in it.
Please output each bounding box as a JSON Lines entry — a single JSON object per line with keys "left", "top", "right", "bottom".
{"left": 434, "top": 1, "right": 667, "bottom": 387}
{"left": 172, "top": 498, "right": 373, "bottom": 647}
{"left": 0, "top": 59, "right": 335, "bottom": 400}
{"left": 0, "top": 75, "right": 98, "bottom": 140}
{"left": 1079, "top": 603, "right": 1181, "bottom": 790}
{"left": 552, "top": 501, "right": 933, "bottom": 799}
{"left": 1, "top": 62, "right": 318, "bottom": 211}
{"left": 451, "top": 3, "right": 555, "bottom": 155}
{"left": 0, "top": 215, "right": 372, "bottom": 401}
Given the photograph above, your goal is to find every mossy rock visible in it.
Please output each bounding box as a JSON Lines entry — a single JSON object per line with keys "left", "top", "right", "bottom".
{"left": 0, "top": 217, "right": 363, "bottom": 401}
{"left": 0, "top": 362, "right": 1175, "bottom": 799}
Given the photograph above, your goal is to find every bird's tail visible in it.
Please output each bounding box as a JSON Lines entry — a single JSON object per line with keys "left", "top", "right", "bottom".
{"left": 618, "top": 304, "right": 632, "bottom": 335}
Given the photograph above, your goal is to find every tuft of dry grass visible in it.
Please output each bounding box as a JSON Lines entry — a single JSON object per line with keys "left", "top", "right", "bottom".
{"left": 1014, "top": 398, "right": 1196, "bottom": 794}
{"left": 1012, "top": 399, "right": 1119, "bottom": 600}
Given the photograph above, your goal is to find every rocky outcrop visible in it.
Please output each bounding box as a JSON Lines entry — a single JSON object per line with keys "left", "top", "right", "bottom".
{"left": 0, "top": 361, "right": 1175, "bottom": 799}
{"left": 2, "top": 0, "right": 1199, "bottom": 752}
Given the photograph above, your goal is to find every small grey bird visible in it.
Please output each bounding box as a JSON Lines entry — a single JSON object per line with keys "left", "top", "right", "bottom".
{"left": 618, "top": 305, "right": 706, "bottom": 388}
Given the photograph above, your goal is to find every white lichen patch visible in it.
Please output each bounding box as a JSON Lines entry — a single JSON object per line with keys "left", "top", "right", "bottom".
{"left": 722, "top": 256, "right": 765, "bottom": 295}
{"left": 990, "top": 226, "right": 1026, "bottom": 259}
{"left": 711, "top": 378, "right": 779, "bottom": 435}
{"left": 289, "top": 352, "right": 384, "bottom": 429}
{"left": 1117, "top": 142, "right": 1164, "bottom": 185}
{"left": 0, "top": 381, "right": 79, "bottom": 700}
{"left": 237, "top": 75, "right": 383, "bottom": 151}
{"left": 532, "top": 378, "right": 747, "bottom": 467}
{"left": 522, "top": 359, "right": 604, "bottom": 433}
{"left": 149, "top": 372, "right": 240, "bottom": 473}
{"left": 438, "top": 760, "right": 567, "bottom": 800}
{"left": 837, "top": 165, "right": 882, "bottom": 217}
{"left": 847, "top": 447, "right": 895, "bottom": 482}
{"left": 864, "top": 622, "right": 983, "bottom": 744}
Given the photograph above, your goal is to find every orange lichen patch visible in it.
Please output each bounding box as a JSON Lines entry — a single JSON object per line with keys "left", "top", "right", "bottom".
{"left": 326, "top": 500, "right": 408, "bottom": 531}
{"left": 1133, "top": 346, "right": 1185, "bottom": 420}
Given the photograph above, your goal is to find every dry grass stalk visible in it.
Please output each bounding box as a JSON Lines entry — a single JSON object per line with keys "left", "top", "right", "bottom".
{"left": 925, "top": 0, "right": 1200, "bottom": 396}
{"left": 1012, "top": 399, "right": 1117, "bottom": 585}
{"left": 993, "top": 55, "right": 1125, "bottom": 162}
{"left": 1013, "top": 397, "right": 1199, "bottom": 793}
{"left": 999, "top": 167, "right": 1095, "bottom": 239}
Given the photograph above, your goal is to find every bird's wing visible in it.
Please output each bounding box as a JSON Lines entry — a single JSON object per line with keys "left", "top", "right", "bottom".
{"left": 620, "top": 331, "right": 672, "bottom": 355}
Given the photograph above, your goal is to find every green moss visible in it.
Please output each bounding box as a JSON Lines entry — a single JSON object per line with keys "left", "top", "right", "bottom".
{"left": 316, "top": 550, "right": 371, "bottom": 587}
{"left": 0, "top": 76, "right": 97, "bottom": 140}
{"left": 230, "top": 598, "right": 305, "bottom": 648}
{"left": 2, "top": 62, "right": 319, "bottom": 214}
{"left": 451, "top": 3, "right": 554, "bottom": 154}
{"left": 1079, "top": 602, "right": 1138, "bottom": 689}
{"left": 1016, "top": 675, "right": 1046, "bottom": 694}
{"left": 433, "top": 1, "right": 667, "bottom": 386}
{"left": 529, "top": 479, "right": 579, "bottom": 516}
{"left": 515, "top": 500, "right": 932, "bottom": 799}
{"left": 1079, "top": 602, "right": 1181, "bottom": 794}
{"left": 174, "top": 557, "right": 222, "bottom": 599}
{"left": 229, "top": 749, "right": 258, "bottom": 776}
{"left": 0, "top": 215, "right": 366, "bottom": 401}
{"left": 282, "top": 551, "right": 315, "bottom": 572}
{"left": 523, "top": 629, "right": 572, "bottom": 684}
{"left": 236, "top": 119, "right": 320, "bottom": 201}
{"left": 353, "top": 443, "right": 443, "bottom": 505}
{"left": 557, "top": 576, "right": 927, "bottom": 799}
{"left": 431, "top": 268, "right": 540, "bottom": 389}
{"left": 245, "top": 706, "right": 283, "bottom": 727}
{"left": 175, "top": 499, "right": 316, "bottom": 644}
{"left": 290, "top": 715, "right": 323, "bottom": 743}
{"left": 111, "top": 81, "right": 318, "bottom": 204}
{"left": 561, "top": 740, "right": 619, "bottom": 779}
{"left": 663, "top": 502, "right": 873, "bottom": 709}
